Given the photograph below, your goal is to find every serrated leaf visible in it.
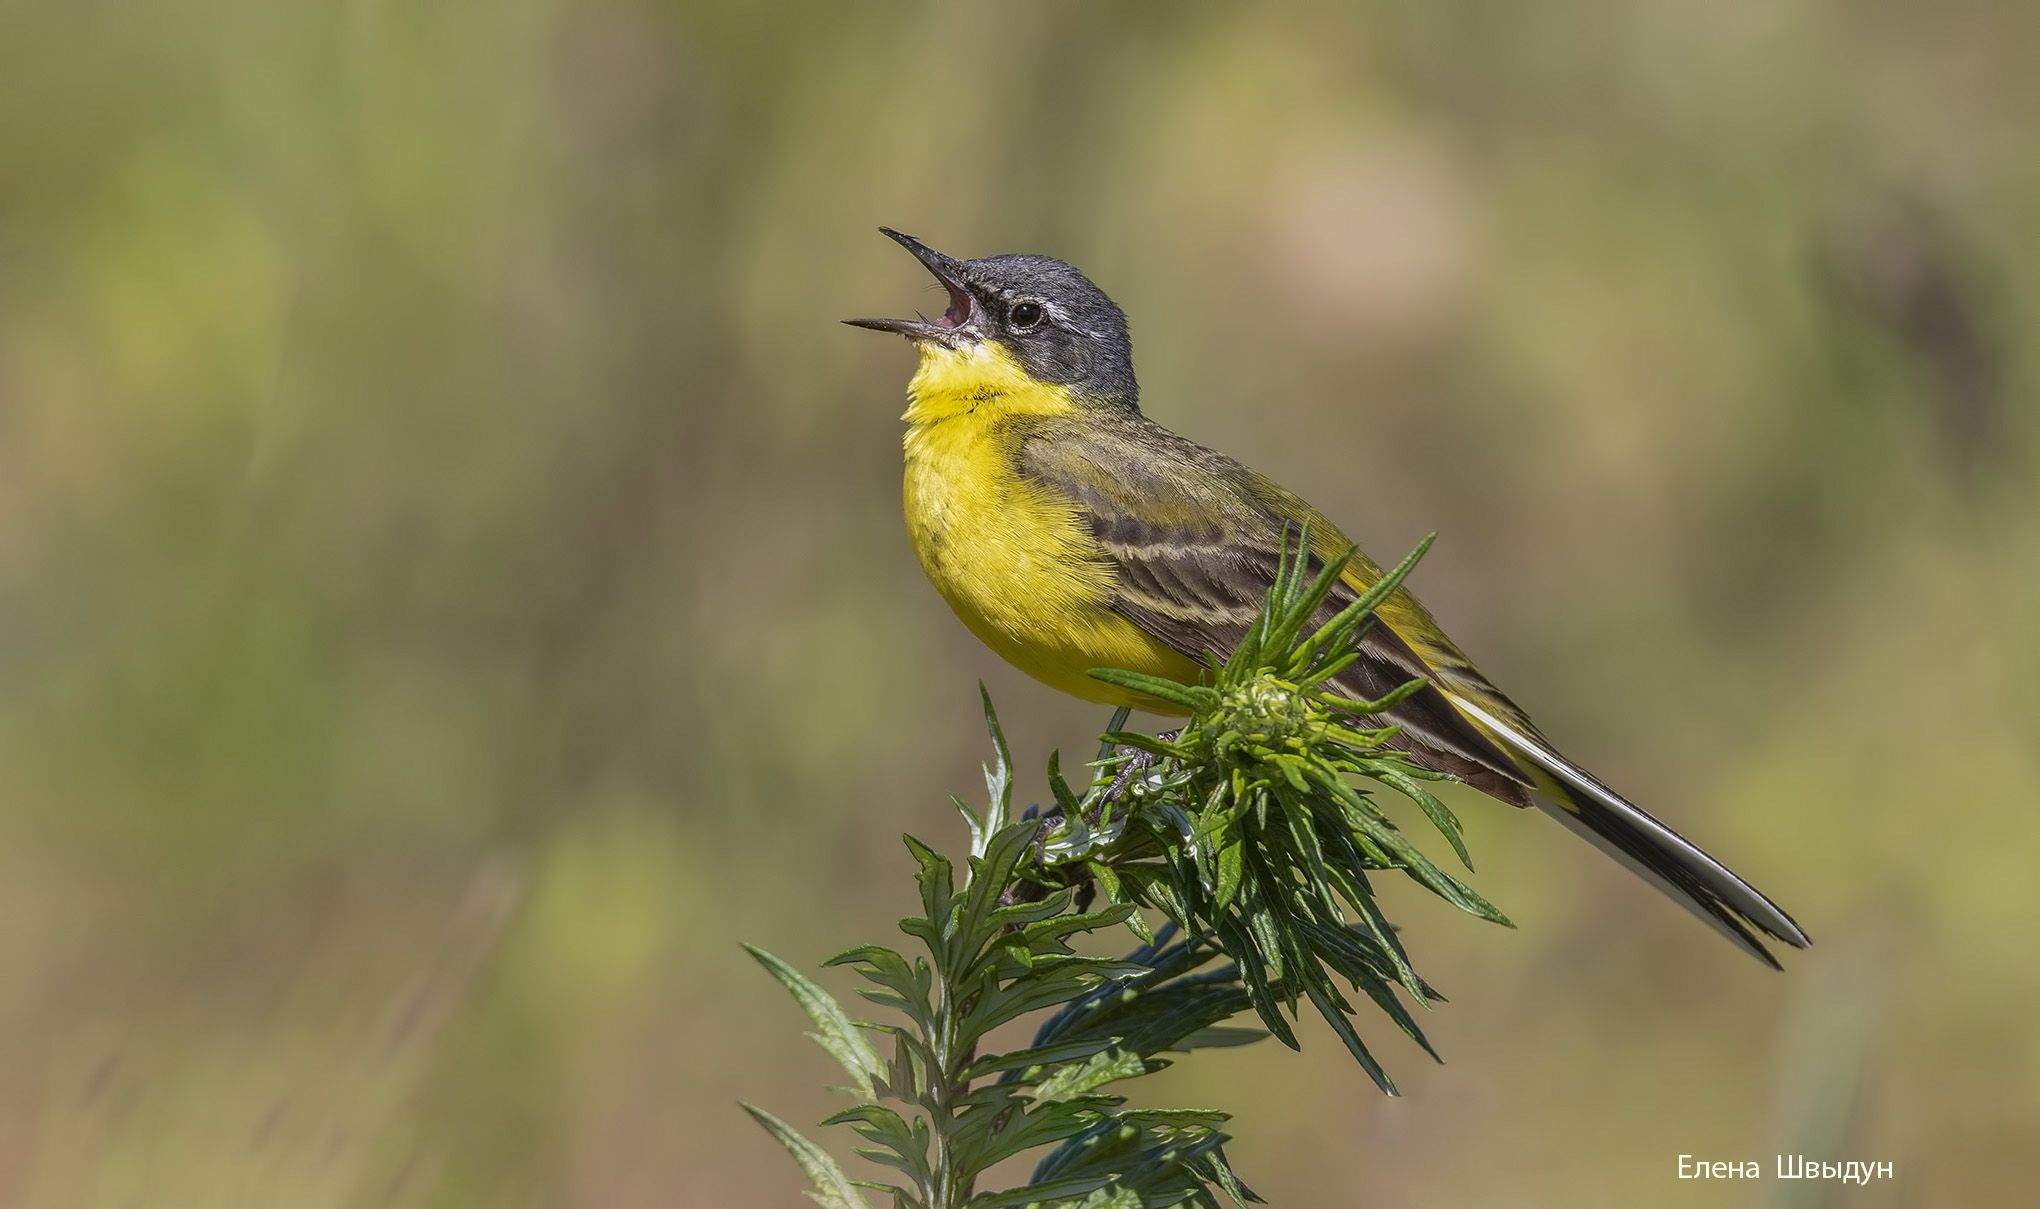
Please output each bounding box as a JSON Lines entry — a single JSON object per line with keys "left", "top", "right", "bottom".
{"left": 849, "top": 1180, "right": 921, "bottom": 1209}
{"left": 825, "top": 1104, "right": 930, "bottom": 1189}
{"left": 903, "top": 836, "right": 955, "bottom": 945}
{"left": 991, "top": 889, "right": 1082, "bottom": 931}
{"left": 966, "top": 1174, "right": 1122, "bottom": 1208}
{"left": 965, "top": 1035, "right": 1123, "bottom": 1082}
{"left": 743, "top": 1104, "right": 874, "bottom": 1209}
{"left": 1196, "top": 1147, "right": 1259, "bottom": 1207}
{"left": 1029, "top": 1047, "right": 1151, "bottom": 1102}
{"left": 950, "top": 1096, "right": 1100, "bottom": 1177}
{"left": 1019, "top": 903, "right": 1136, "bottom": 945}
{"left": 746, "top": 946, "right": 886, "bottom": 1097}
{"left": 827, "top": 944, "right": 933, "bottom": 1028}
{"left": 954, "top": 822, "right": 1040, "bottom": 968}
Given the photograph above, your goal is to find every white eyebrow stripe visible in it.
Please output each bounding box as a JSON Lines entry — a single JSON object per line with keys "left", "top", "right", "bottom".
{"left": 1036, "top": 298, "right": 1105, "bottom": 336}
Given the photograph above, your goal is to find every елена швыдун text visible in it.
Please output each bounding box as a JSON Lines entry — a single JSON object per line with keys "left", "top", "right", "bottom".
{"left": 1677, "top": 1156, "right": 1893, "bottom": 1184}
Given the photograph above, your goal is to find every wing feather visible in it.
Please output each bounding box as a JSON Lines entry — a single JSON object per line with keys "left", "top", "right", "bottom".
{"left": 1018, "top": 417, "right": 1532, "bottom": 804}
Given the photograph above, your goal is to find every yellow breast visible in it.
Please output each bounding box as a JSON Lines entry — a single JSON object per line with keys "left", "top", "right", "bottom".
{"left": 899, "top": 341, "right": 1202, "bottom": 710}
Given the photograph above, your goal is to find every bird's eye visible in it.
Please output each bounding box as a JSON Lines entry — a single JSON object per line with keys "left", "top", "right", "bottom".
{"left": 1009, "top": 300, "right": 1045, "bottom": 331}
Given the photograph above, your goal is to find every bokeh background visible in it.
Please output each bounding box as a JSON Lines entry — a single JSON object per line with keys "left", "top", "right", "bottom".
{"left": 3, "top": 2, "right": 2036, "bottom": 1206}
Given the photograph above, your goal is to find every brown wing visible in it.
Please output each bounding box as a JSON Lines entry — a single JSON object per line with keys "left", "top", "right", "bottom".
{"left": 1017, "top": 416, "right": 1532, "bottom": 806}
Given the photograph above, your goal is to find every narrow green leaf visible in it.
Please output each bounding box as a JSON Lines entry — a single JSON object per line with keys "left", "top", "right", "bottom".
{"left": 1046, "top": 750, "right": 1084, "bottom": 818}
{"left": 1369, "top": 765, "right": 1473, "bottom": 869}
{"left": 1294, "top": 534, "right": 1435, "bottom": 669}
{"left": 1085, "top": 668, "right": 1217, "bottom": 711}
{"left": 952, "top": 793, "right": 988, "bottom": 865}
{"left": 1176, "top": 1026, "right": 1269, "bottom": 1051}
{"left": 1211, "top": 841, "right": 1245, "bottom": 915}
{"left": 1263, "top": 538, "right": 1352, "bottom": 656}
{"left": 1097, "top": 730, "right": 1188, "bottom": 762}
{"left": 1322, "top": 675, "right": 1430, "bottom": 717}
{"left": 1199, "top": 1148, "right": 1258, "bottom": 1207}
{"left": 980, "top": 683, "right": 1015, "bottom": 834}
{"left": 1299, "top": 975, "right": 1397, "bottom": 1096}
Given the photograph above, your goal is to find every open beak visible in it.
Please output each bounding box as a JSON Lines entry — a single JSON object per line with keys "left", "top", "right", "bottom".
{"left": 844, "top": 228, "right": 984, "bottom": 345}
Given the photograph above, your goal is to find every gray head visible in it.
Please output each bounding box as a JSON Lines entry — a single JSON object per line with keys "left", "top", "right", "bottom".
{"left": 846, "top": 229, "right": 1138, "bottom": 408}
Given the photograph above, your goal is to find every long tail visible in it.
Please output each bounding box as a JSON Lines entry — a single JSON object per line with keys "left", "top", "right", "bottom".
{"left": 1448, "top": 697, "right": 1811, "bottom": 968}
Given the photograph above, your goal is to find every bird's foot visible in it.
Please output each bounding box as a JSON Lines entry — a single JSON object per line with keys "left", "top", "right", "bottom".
{"left": 995, "top": 728, "right": 1181, "bottom": 911}
{"left": 1102, "top": 728, "right": 1183, "bottom": 804}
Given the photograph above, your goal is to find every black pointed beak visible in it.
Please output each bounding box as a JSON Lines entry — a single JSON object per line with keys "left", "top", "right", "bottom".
{"left": 844, "top": 228, "right": 985, "bottom": 344}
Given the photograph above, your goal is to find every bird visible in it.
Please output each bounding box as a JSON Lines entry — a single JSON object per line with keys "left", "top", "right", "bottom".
{"left": 846, "top": 228, "right": 1809, "bottom": 968}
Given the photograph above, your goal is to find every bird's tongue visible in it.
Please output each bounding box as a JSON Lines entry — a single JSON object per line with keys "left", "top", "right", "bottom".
{"left": 936, "top": 277, "right": 972, "bottom": 328}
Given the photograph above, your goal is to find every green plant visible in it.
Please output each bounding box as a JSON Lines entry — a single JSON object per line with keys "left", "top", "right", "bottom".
{"left": 745, "top": 535, "right": 1510, "bottom": 1208}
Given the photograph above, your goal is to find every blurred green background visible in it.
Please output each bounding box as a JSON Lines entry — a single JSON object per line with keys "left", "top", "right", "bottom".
{"left": 3, "top": 2, "right": 2037, "bottom": 1205}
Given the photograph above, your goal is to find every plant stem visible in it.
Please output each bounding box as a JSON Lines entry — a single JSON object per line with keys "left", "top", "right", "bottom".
{"left": 931, "top": 967, "right": 959, "bottom": 1209}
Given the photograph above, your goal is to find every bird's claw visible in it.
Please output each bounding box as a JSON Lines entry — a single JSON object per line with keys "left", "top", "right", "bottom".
{"left": 1103, "top": 728, "right": 1182, "bottom": 803}
{"left": 998, "top": 728, "right": 1180, "bottom": 911}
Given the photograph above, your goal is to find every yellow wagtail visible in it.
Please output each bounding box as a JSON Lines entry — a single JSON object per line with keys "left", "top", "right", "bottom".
{"left": 847, "top": 229, "right": 1808, "bottom": 967}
